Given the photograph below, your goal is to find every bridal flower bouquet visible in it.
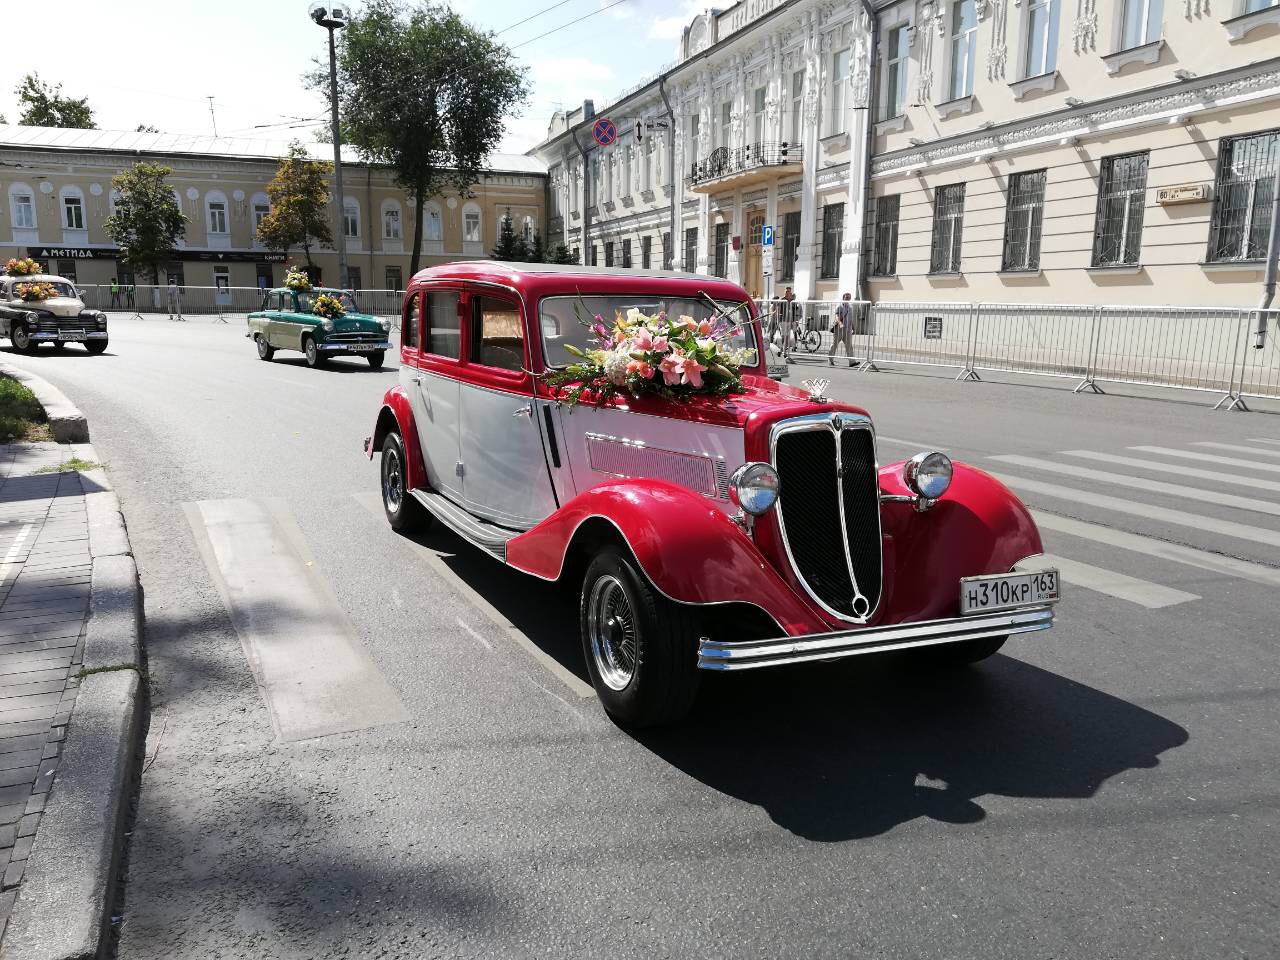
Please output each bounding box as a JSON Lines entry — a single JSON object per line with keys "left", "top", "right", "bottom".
{"left": 311, "top": 292, "right": 346, "bottom": 320}
{"left": 15, "top": 281, "right": 59, "bottom": 302}
{"left": 4, "top": 258, "right": 40, "bottom": 277}
{"left": 545, "top": 305, "right": 750, "bottom": 407}
{"left": 283, "top": 266, "right": 312, "bottom": 291}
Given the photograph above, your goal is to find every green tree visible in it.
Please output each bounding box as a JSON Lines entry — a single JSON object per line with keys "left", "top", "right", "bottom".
{"left": 103, "top": 163, "right": 186, "bottom": 285}
{"left": 256, "top": 143, "right": 334, "bottom": 272}
{"left": 135, "top": 123, "right": 159, "bottom": 133}
{"left": 15, "top": 73, "right": 95, "bottom": 128}
{"left": 320, "top": 0, "right": 529, "bottom": 274}
{"left": 546, "top": 242, "right": 577, "bottom": 265}
{"left": 491, "top": 208, "right": 531, "bottom": 262}
{"left": 528, "top": 230, "right": 545, "bottom": 264}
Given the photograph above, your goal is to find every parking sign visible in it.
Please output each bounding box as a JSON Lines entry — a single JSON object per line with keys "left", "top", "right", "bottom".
{"left": 761, "top": 225, "right": 774, "bottom": 247}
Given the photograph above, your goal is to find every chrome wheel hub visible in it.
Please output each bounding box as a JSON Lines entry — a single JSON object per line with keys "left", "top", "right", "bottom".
{"left": 587, "top": 575, "right": 638, "bottom": 691}
{"left": 382, "top": 448, "right": 403, "bottom": 513}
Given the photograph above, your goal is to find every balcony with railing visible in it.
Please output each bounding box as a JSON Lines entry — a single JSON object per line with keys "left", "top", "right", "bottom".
{"left": 686, "top": 142, "right": 803, "bottom": 193}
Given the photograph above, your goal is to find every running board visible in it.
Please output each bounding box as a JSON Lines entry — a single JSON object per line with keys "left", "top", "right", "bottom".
{"left": 408, "top": 489, "right": 518, "bottom": 561}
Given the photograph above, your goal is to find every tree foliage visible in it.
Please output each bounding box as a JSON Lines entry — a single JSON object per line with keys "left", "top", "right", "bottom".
{"left": 256, "top": 143, "right": 334, "bottom": 270}
{"left": 546, "top": 242, "right": 577, "bottom": 265}
{"left": 135, "top": 123, "right": 159, "bottom": 133}
{"left": 103, "top": 163, "right": 186, "bottom": 283}
{"left": 491, "top": 208, "right": 530, "bottom": 262}
{"left": 319, "top": 0, "right": 529, "bottom": 274}
{"left": 15, "top": 73, "right": 95, "bottom": 128}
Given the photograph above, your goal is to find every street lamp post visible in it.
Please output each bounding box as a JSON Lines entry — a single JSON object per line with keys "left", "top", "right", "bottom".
{"left": 309, "top": 3, "right": 350, "bottom": 290}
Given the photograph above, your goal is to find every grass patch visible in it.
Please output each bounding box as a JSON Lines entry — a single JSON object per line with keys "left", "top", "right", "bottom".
{"left": 34, "top": 456, "right": 106, "bottom": 475}
{"left": 0, "top": 374, "right": 50, "bottom": 442}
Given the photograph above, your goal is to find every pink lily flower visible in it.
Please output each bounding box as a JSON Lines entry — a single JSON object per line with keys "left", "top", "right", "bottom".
{"left": 658, "top": 353, "right": 683, "bottom": 386}
{"left": 679, "top": 354, "right": 707, "bottom": 388}
{"left": 633, "top": 328, "right": 653, "bottom": 350}
{"left": 697, "top": 319, "right": 713, "bottom": 335}
{"left": 651, "top": 335, "right": 669, "bottom": 352}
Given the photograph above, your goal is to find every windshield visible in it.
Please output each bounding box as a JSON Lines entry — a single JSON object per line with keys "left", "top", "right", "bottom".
{"left": 297, "top": 290, "right": 357, "bottom": 313}
{"left": 539, "top": 295, "right": 758, "bottom": 368}
{"left": 19, "top": 281, "right": 77, "bottom": 298}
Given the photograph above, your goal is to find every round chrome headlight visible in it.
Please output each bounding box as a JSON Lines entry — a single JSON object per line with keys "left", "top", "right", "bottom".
{"left": 321, "top": 318, "right": 334, "bottom": 331}
{"left": 903, "top": 451, "right": 953, "bottom": 500}
{"left": 729, "top": 462, "right": 780, "bottom": 516}
{"left": 380, "top": 318, "right": 391, "bottom": 332}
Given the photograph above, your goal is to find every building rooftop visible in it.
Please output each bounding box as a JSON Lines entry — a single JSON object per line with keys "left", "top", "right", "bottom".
{"left": 0, "top": 125, "right": 547, "bottom": 176}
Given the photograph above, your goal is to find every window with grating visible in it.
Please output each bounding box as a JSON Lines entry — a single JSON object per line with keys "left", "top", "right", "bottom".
{"left": 641, "top": 235, "right": 652, "bottom": 269}
{"left": 820, "top": 202, "right": 844, "bottom": 279}
{"left": 713, "top": 223, "right": 730, "bottom": 277}
{"left": 605, "top": 241, "right": 615, "bottom": 267}
{"left": 684, "top": 226, "right": 698, "bottom": 271}
{"left": 1091, "top": 152, "right": 1148, "bottom": 267}
{"left": 929, "top": 183, "right": 966, "bottom": 273}
{"left": 1002, "top": 170, "right": 1047, "bottom": 271}
{"left": 872, "top": 195, "right": 900, "bottom": 277}
{"left": 1207, "top": 130, "right": 1279, "bottom": 263}
{"left": 622, "top": 238, "right": 632, "bottom": 268}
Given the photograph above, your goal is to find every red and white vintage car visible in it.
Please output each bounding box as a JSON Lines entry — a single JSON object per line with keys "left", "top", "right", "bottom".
{"left": 366, "top": 263, "right": 1058, "bottom": 726}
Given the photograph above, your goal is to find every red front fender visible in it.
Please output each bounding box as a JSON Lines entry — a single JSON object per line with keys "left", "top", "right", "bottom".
{"left": 505, "top": 480, "right": 826, "bottom": 635}
{"left": 366, "top": 386, "right": 426, "bottom": 493}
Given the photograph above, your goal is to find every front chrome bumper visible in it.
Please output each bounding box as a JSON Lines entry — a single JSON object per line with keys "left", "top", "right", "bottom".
{"left": 318, "top": 340, "right": 392, "bottom": 352}
{"left": 697, "top": 605, "right": 1054, "bottom": 671}
{"left": 32, "top": 331, "right": 108, "bottom": 340}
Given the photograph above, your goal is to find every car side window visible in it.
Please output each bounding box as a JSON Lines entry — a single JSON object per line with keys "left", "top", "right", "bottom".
{"left": 425, "top": 291, "right": 461, "bottom": 359}
{"left": 260, "top": 291, "right": 271, "bottom": 311}
{"left": 471, "top": 296, "right": 524, "bottom": 372}
{"left": 402, "top": 292, "right": 419, "bottom": 349}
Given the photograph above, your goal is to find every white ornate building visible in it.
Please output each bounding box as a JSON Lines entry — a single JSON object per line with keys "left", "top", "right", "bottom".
{"left": 533, "top": 0, "right": 1280, "bottom": 306}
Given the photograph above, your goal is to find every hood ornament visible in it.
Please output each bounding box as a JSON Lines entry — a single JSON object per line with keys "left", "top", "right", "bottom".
{"left": 802, "top": 378, "right": 831, "bottom": 403}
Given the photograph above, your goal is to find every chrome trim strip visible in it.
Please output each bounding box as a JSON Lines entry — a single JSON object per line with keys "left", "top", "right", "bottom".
{"left": 318, "top": 340, "right": 393, "bottom": 351}
{"left": 697, "top": 606, "right": 1053, "bottom": 671}
{"left": 408, "top": 488, "right": 518, "bottom": 561}
{"left": 769, "top": 412, "right": 882, "bottom": 625}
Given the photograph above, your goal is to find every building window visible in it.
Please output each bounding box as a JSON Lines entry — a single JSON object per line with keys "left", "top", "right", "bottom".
{"left": 689, "top": 113, "right": 700, "bottom": 162}
{"left": 605, "top": 241, "right": 615, "bottom": 267}
{"left": 872, "top": 195, "right": 901, "bottom": 277}
{"left": 781, "top": 211, "right": 801, "bottom": 282}
{"left": 463, "top": 206, "right": 482, "bottom": 243}
{"left": 590, "top": 244, "right": 598, "bottom": 266}
{"left": 949, "top": 0, "right": 978, "bottom": 100}
{"left": 720, "top": 101, "right": 732, "bottom": 149}
{"left": 713, "top": 223, "right": 730, "bottom": 278}
{"left": 684, "top": 227, "right": 698, "bottom": 272}
{"left": 384, "top": 206, "right": 402, "bottom": 240}
{"left": 385, "top": 265, "right": 403, "bottom": 291}
{"left": 830, "top": 48, "right": 851, "bottom": 135}
{"left": 10, "top": 190, "right": 36, "bottom": 229}
{"left": 1092, "top": 152, "right": 1149, "bottom": 266}
{"left": 207, "top": 198, "right": 228, "bottom": 235}
{"left": 753, "top": 87, "right": 767, "bottom": 143}
{"left": 790, "top": 70, "right": 804, "bottom": 147}
{"left": 622, "top": 238, "right": 632, "bottom": 268}
{"left": 883, "top": 26, "right": 909, "bottom": 120}
{"left": 1244, "top": 0, "right": 1278, "bottom": 10}
{"left": 930, "top": 184, "right": 966, "bottom": 273}
{"left": 1119, "top": 0, "right": 1162, "bottom": 50}
{"left": 1025, "top": 0, "right": 1060, "bottom": 77}
{"left": 1001, "top": 170, "right": 1047, "bottom": 271}
{"left": 661, "top": 232, "right": 672, "bottom": 270}
{"left": 56, "top": 259, "right": 78, "bottom": 283}
{"left": 820, "top": 202, "right": 844, "bottom": 279}
{"left": 347, "top": 266, "right": 362, "bottom": 290}
{"left": 63, "top": 193, "right": 85, "bottom": 230}
{"left": 166, "top": 262, "right": 185, "bottom": 286}
{"left": 641, "top": 235, "right": 652, "bottom": 269}
{"left": 252, "top": 201, "right": 270, "bottom": 232}
{"left": 343, "top": 199, "right": 360, "bottom": 238}
{"left": 1207, "top": 131, "right": 1278, "bottom": 263}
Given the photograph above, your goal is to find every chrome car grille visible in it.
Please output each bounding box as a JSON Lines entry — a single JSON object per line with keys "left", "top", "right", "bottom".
{"left": 325, "top": 331, "right": 383, "bottom": 343}
{"left": 35, "top": 316, "right": 98, "bottom": 333}
{"left": 772, "top": 413, "right": 883, "bottom": 622}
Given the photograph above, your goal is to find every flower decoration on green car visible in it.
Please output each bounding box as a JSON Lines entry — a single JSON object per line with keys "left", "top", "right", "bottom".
{"left": 544, "top": 303, "right": 750, "bottom": 408}
{"left": 310, "top": 292, "right": 346, "bottom": 320}
{"left": 284, "top": 266, "right": 312, "bottom": 291}
{"left": 4, "top": 258, "right": 41, "bottom": 278}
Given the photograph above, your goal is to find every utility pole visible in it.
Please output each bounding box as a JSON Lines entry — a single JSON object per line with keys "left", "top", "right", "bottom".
{"left": 310, "top": 3, "right": 350, "bottom": 290}
{"left": 206, "top": 97, "right": 218, "bottom": 138}
{"left": 1256, "top": 161, "right": 1280, "bottom": 348}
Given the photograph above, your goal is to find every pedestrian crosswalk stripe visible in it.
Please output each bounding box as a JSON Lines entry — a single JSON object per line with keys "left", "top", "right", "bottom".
{"left": 1016, "top": 553, "right": 1197, "bottom": 609}
{"left": 1129, "top": 446, "right": 1280, "bottom": 476}
{"left": 994, "top": 473, "right": 1280, "bottom": 548}
{"left": 991, "top": 455, "right": 1280, "bottom": 517}
{"left": 1191, "top": 441, "right": 1280, "bottom": 460}
{"left": 1031, "top": 511, "right": 1280, "bottom": 589}
{"left": 1060, "top": 450, "right": 1280, "bottom": 493}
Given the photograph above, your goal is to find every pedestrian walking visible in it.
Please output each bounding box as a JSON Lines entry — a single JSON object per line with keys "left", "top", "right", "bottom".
{"left": 780, "top": 285, "right": 798, "bottom": 353}
{"left": 109, "top": 277, "right": 121, "bottom": 309}
{"left": 166, "top": 277, "right": 185, "bottom": 321}
{"left": 125, "top": 281, "right": 135, "bottom": 309}
{"left": 828, "top": 292, "right": 854, "bottom": 367}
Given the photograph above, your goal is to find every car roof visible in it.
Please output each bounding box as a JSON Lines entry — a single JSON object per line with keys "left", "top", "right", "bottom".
{"left": 413, "top": 261, "right": 708, "bottom": 283}
{"left": 408, "top": 261, "right": 754, "bottom": 302}
{"left": 3, "top": 275, "right": 74, "bottom": 285}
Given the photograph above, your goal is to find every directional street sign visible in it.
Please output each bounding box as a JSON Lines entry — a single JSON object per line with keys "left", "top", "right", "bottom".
{"left": 592, "top": 118, "right": 617, "bottom": 147}
{"left": 761, "top": 225, "right": 774, "bottom": 247}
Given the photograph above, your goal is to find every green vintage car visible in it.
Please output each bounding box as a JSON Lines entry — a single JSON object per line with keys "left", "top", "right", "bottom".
{"left": 246, "top": 287, "right": 394, "bottom": 369}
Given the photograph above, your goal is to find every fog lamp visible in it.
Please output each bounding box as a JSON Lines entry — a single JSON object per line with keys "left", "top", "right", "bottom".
{"left": 903, "top": 451, "right": 952, "bottom": 500}
{"left": 729, "top": 462, "right": 780, "bottom": 516}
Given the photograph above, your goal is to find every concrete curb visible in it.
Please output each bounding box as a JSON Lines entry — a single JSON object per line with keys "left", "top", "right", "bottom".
{"left": 0, "top": 453, "right": 143, "bottom": 960}
{"left": 0, "top": 360, "right": 89, "bottom": 444}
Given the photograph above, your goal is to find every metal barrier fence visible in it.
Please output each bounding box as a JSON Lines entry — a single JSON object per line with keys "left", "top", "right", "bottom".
{"left": 75, "top": 284, "right": 406, "bottom": 324}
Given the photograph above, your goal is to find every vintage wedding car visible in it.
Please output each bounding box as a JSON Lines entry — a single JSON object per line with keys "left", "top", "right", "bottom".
{"left": 366, "top": 263, "right": 1058, "bottom": 725}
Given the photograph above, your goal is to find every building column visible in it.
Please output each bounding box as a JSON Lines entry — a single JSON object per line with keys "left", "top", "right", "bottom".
{"left": 792, "top": 31, "right": 823, "bottom": 299}
{"left": 838, "top": 13, "right": 874, "bottom": 297}
{"left": 764, "top": 182, "right": 779, "bottom": 301}
{"left": 696, "top": 194, "right": 711, "bottom": 275}
{"left": 728, "top": 188, "right": 745, "bottom": 285}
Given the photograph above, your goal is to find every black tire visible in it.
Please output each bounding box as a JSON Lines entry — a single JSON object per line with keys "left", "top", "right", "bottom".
{"left": 51, "top": 341, "right": 66, "bottom": 351}
{"left": 579, "top": 546, "right": 700, "bottom": 727}
{"left": 380, "top": 432, "right": 427, "bottom": 533}
{"left": 10, "top": 323, "right": 36, "bottom": 354}
{"left": 367, "top": 350, "right": 386, "bottom": 370}
{"left": 304, "top": 336, "right": 325, "bottom": 368}
{"left": 921, "top": 635, "right": 1007, "bottom": 668}
{"left": 802, "top": 329, "right": 821, "bottom": 353}
{"left": 255, "top": 335, "right": 275, "bottom": 361}
{"left": 85, "top": 340, "right": 107, "bottom": 355}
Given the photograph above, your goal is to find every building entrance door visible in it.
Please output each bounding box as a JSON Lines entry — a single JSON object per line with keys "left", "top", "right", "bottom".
{"left": 743, "top": 215, "right": 765, "bottom": 298}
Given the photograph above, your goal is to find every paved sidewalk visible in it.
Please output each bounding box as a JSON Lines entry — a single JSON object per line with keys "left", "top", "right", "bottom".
{"left": 0, "top": 444, "right": 94, "bottom": 941}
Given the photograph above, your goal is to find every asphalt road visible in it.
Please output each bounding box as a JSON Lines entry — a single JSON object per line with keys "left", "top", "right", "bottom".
{"left": 5, "top": 315, "right": 1279, "bottom": 959}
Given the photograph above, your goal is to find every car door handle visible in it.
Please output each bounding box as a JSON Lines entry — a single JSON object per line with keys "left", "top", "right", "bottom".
{"left": 512, "top": 403, "right": 533, "bottom": 418}
{"left": 410, "top": 375, "right": 423, "bottom": 384}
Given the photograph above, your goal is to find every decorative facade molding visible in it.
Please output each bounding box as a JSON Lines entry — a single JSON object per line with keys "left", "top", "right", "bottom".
{"left": 1225, "top": 5, "right": 1280, "bottom": 41}
{"left": 1073, "top": 0, "right": 1098, "bottom": 52}
{"left": 988, "top": 0, "right": 1010, "bottom": 80}
{"left": 1103, "top": 38, "right": 1164, "bottom": 75}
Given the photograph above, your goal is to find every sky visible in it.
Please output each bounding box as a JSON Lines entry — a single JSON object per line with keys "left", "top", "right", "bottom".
{"left": 0, "top": 0, "right": 707, "bottom": 155}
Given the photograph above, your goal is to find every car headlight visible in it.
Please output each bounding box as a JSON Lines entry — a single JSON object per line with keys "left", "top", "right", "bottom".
{"left": 322, "top": 318, "right": 334, "bottom": 331}
{"left": 903, "top": 451, "right": 953, "bottom": 500}
{"left": 380, "top": 319, "right": 391, "bottom": 333}
{"left": 729, "top": 462, "right": 781, "bottom": 516}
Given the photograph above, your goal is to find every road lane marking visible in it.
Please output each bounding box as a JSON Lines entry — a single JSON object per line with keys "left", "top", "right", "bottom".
{"left": 353, "top": 493, "right": 595, "bottom": 700}
{"left": 1059, "top": 450, "right": 1280, "bottom": 494}
{"left": 0, "top": 524, "right": 33, "bottom": 569}
{"left": 1191, "top": 441, "right": 1280, "bottom": 459}
{"left": 1015, "top": 553, "right": 1196, "bottom": 608}
{"left": 993, "top": 473, "right": 1280, "bottom": 548}
{"left": 1248, "top": 438, "right": 1280, "bottom": 445}
{"left": 456, "top": 617, "right": 494, "bottom": 651}
{"left": 991, "top": 455, "right": 1280, "bottom": 517}
{"left": 1129, "top": 446, "right": 1280, "bottom": 476}
{"left": 1030, "top": 511, "right": 1280, "bottom": 588}
{"left": 185, "top": 498, "right": 410, "bottom": 742}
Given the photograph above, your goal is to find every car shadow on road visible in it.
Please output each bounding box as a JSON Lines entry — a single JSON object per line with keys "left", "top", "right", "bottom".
{"left": 5, "top": 347, "right": 116, "bottom": 359}
{"left": 635, "top": 653, "right": 1189, "bottom": 842}
{"left": 269, "top": 357, "right": 397, "bottom": 374}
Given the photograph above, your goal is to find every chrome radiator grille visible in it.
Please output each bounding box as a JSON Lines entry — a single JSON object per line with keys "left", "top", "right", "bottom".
{"left": 772, "top": 414, "right": 883, "bottom": 621}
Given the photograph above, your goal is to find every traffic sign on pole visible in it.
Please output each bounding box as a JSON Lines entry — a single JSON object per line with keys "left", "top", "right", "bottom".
{"left": 761, "top": 224, "right": 774, "bottom": 247}
{"left": 592, "top": 118, "right": 617, "bottom": 147}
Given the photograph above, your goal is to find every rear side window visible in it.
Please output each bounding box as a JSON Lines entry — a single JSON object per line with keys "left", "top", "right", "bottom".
{"left": 426, "top": 290, "right": 461, "bottom": 359}
{"left": 402, "top": 292, "right": 418, "bottom": 349}
{"left": 472, "top": 296, "right": 524, "bottom": 372}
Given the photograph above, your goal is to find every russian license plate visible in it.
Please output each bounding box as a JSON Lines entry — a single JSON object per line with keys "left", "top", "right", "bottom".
{"left": 348, "top": 343, "right": 377, "bottom": 352}
{"left": 959, "top": 569, "right": 1059, "bottom": 616}
{"left": 58, "top": 331, "right": 86, "bottom": 341}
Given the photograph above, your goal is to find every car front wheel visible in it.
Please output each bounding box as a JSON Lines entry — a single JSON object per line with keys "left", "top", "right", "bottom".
{"left": 85, "top": 339, "right": 107, "bottom": 355}
{"left": 367, "top": 350, "right": 385, "bottom": 370}
{"left": 380, "top": 432, "right": 427, "bottom": 533}
{"left": 304, "top": 336, "right": 325, "bottom": 368}
{"left": 256, "top": 335, "right": 275, "bottom": 361}
{"left": 10, "top": 323, "right": 35, "bottom": 354}
{"left": 580, "top": 546, "right": 700, "bottom": 727}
